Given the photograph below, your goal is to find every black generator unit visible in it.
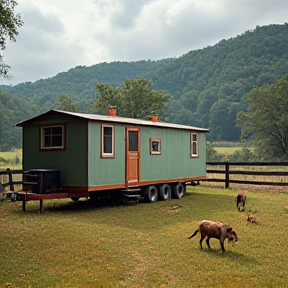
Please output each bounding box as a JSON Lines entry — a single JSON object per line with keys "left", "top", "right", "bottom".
{"left": 23, "top": 169, "right": 60, "bottom": 194}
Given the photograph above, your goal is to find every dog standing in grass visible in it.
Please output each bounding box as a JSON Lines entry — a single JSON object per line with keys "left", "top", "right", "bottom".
{"left": 236, "top": 192, "right": 246, "bottom": 211}
{"left": 247, "top": 209, "right": 258, "bottom": 224}
{"left": 188, "top": 220, "right": 238, "bottom": 252}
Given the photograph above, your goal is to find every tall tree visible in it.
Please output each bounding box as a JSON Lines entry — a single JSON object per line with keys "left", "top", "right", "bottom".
{"left": 237, "top": 74, "right": 288, "bottom": 160}
{"left": 0, "top": 0, "right": 23, "bottom": 77}
{"left": 92, "top": 78, "right": 170, "bottom": 119}
{"left": 209, "top": 100, "right": 241, "bottom": 141}
{"left": 92, "top": 83, "right": 122, "bottom": 115}
{"left": 121, "top": 78, "right": 169, "bottom": 119}
{"left": 56, "top": 94, "right": 79, "bottom": 112}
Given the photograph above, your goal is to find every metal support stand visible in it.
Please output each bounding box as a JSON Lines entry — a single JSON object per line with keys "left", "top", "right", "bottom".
{"left": 22, "top": 200, "right": 26, "bottom": 212}
{"left": 39, "top": 199, "right": 43, "bottom": 213}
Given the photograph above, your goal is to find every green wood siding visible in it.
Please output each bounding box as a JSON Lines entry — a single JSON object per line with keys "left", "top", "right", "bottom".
{"left": 20, "top": 112, "right": 207, "bottom": 188}
{"left": 88, "top": 122, "right": 125, "bottom": 187}
{"left": 140, "top": 127, "right": 206, "bottom": 181}
{"left": 22, "top": 121, "right": 87, "bottom": 186}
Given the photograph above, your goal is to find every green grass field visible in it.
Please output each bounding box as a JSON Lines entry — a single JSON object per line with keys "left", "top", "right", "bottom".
{"left": 0, "top": 150, "right": 22, "bottom": 170}
{"left": 1, "top": 186, "right": 288, "bottom": 288}
{"left": 214, "top": 146, "right": 241, "bottom": 155}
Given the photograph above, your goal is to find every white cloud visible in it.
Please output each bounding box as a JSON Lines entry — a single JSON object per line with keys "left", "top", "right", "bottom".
{"left": 1, "top": 0, "right": 288, "bottom": 85}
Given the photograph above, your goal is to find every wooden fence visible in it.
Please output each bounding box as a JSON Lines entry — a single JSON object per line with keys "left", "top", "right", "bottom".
{"left": 206, "top": 161, "right": 288, "bottom": 188}
{"left": 1, "top": 162, "right": 288, "bottom": 191}
{"left": 0, "top": 168, "right": 22, "bottom": 191}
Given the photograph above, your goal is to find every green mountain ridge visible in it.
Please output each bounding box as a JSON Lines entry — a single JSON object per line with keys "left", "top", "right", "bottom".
{"left": 1, "top": 23, "right": 288, "bottom": 149}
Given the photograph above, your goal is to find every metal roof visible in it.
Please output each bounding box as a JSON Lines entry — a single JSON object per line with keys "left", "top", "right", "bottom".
{"left": 16, "top": 109, "right": 209, "bottom": 132}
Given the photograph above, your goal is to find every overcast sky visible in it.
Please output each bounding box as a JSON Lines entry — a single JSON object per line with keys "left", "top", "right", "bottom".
{"left": 2, "top": 0, "right": 288, "bottom": 85}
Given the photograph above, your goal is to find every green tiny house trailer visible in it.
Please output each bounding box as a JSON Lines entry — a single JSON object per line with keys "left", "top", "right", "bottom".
{"left": 16, "top": 109, "right": 208, "bottom": 208}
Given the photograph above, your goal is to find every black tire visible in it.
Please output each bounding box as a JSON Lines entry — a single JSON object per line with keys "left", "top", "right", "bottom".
{"left": 89, "top": 194, "right": 98, "bottom": 202}
{"left": 71, "top": 197, "right": 80, "bottom": 202}
{"left": 159, "top": 184, "right": 171, "bottom": 201}
{"left": 144, "top": 185, "right": 158, "bottom": 203}
{"left": 172, "top": 183, "right": 185, "bottom": 199}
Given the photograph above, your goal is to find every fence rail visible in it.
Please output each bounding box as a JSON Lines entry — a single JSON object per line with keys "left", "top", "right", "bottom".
{"left": 0, "top": 168, "right": 22, "bottom": 191}
{"left": 1, "top": 162, "right": 288, "bottom": 191}
{"left": 206, "top": 161, "right": 288, "bottom": 188}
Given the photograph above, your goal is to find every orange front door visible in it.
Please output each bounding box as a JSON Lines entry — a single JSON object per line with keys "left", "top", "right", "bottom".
{"left": 126, "top": 127, "right": 140, "bottom": 186}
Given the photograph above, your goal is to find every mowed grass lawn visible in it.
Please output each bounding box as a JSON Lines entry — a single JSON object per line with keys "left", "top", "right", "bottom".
{"left": 0, "top": 150, "right": 22, "bottom": 170}
{"left": 1, "top": 186, "right": 288, "bottom": 288}
{"left": 214, "top": 146, "right": 242, "bottom": 155}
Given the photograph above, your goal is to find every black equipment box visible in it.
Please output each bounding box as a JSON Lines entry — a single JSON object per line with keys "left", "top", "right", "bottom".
{"left": 23, "top": 169, "right": 60, "bottom": 193}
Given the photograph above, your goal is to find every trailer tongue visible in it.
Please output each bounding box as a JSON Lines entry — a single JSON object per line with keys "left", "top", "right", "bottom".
{"left": 12, "top": 190, "right": 89, "bottom": 213}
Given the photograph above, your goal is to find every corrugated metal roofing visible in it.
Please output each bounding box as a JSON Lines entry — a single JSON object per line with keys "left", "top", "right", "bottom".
{"left": 16, "top": 109, "right": 209, "bottom": 132}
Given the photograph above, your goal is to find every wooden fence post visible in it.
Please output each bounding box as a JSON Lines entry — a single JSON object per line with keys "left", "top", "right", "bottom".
{"left": 225, "top": 162, "right": 229, "bottom": 189}
{"left": 7, "top": 168, "right": 14, "bottom": 191}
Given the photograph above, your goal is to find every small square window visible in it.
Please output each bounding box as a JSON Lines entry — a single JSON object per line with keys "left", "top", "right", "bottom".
{"left": 150, "top": 138, "right": 161, "bottom": 155}
{"left": 40, "top": 125, "right": 65, "bottom": 150}
{"left": 101, "top": 124, "right": 115, "bottom": 158}
{"left": 190, "top": 133, "right": 198, "bottom": 157}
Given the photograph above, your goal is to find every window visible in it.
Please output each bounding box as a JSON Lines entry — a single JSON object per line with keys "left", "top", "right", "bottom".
{"left": 150, "top": 138, "right": 161, "bottom": 155}
{"left": 101, "top": 124, "right": 115, "bottom": 157}
{"left": 191, "top": 133, "right": 198, "bottom": 157}
{"left": 129, "top": 130, "right": 139, "bottom": 152}
{"left": 40, "top": 125, "right": 65, "bottom": 150}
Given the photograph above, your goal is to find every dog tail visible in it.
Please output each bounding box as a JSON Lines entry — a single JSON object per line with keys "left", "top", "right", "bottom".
{"left": 188, "top": 229, "right": 198, "bottom": 239}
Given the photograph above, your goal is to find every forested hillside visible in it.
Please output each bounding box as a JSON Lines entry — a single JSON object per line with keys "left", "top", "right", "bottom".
{"left": 0, "top": 90, "right": 39, "bottom": 150}
{"left": 148, "top": 24, "right": 288, "bottom": 141}
{"left": 0, "top": 60, "right": 171, "bottom": 111}
{"left": 1, "top": 24, "right": 288, "bottom": 150}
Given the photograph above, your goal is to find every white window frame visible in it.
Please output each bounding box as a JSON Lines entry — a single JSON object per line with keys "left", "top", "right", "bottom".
{"left": 40, "top": 125, "right": 65, "bottom": 150}
{"left": 190, "top": 133, "right": 199, "bottom": 157}
{"left": 101, "top": 124, "right": 115, "bottom": 158}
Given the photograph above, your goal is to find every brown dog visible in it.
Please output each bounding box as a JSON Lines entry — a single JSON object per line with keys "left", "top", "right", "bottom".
{"left": 188, "top": 220, "right": 238, "bottom": 252}
{"left": 236, "top": 193, "right": 246, "bottom": 211}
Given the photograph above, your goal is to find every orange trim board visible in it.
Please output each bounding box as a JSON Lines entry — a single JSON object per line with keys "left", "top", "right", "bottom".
{"left": 24, "top": 176, "right": 207, "bottom": 196}
{"left": 87, "top": 176, "right": 207, "bottom": 191}
{"left": 137, "top": 176, "right": 207, "bottom": 186}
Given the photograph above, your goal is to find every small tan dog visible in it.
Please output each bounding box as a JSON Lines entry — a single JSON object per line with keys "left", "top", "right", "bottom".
{"left": 247, "top": 211, "right": 257, "bottom": 224}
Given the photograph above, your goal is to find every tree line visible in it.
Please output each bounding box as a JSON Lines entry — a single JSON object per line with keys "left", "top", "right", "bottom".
{"left": 58, "top": 73, "right": 288, "bottom": 161}
{"left": 1, "top": 72, "right": 288, "bottom": 161}
{"left": 1, "top": 2, "right": 288, "bottom": 160}
{"left": 2, "top": 24, "right": 288, "bottom": 144}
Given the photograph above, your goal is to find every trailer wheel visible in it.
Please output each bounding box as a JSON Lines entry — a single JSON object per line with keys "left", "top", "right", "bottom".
{"left": 144, "top": 185, "right": 158, "bottom": 203}
{"left": 159, "top": 184, "right": 171, "bottom": 201}
{"left": 172, "top": 183, "right": 185, "bottom": 199}
{"left": 71, "top": 197, "right": 80, "bottom": 202}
